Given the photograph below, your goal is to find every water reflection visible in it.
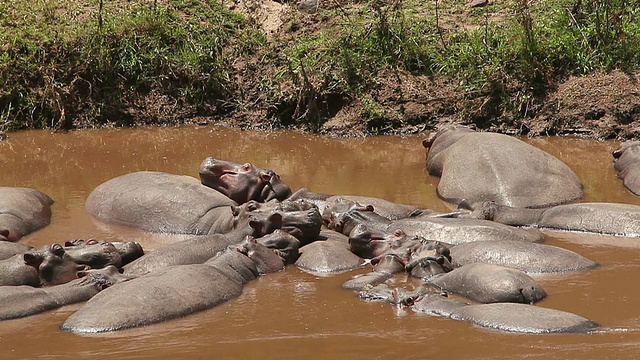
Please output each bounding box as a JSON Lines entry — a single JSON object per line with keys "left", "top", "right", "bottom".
{"left": 1, "top": 127, "right": 640, "bottom": 359}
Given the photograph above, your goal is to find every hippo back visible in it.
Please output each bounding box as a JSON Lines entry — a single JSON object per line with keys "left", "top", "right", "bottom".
{"left": 425, "top": 130, "right": 583, "bottom": 208}
{"left": 0, "top": 187, "right": 53, "bottom": 241}
{"left": 86, "top": 171, "right": 236, "bottom": 234}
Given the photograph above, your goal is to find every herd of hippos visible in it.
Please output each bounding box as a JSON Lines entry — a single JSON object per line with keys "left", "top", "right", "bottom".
{"left": 5, "top": 125, "right": 640, "bottom": 335}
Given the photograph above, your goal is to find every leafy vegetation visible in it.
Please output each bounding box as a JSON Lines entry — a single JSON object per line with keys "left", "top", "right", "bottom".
{"left": 1, "top": 0, "right": 639, "bottom": 134}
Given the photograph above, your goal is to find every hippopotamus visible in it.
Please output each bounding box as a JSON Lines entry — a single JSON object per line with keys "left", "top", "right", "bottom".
{"left": 62, "top": 237, "right": 292, "bottom": 333}
{"left": 0, "top": 242, "right": 35, "bottom": 260}
{"left": 463, "top": 201, "right": 640, "bottom": 238}
{"left": 199, "top": 157, "right": 291, "bottom": 203}
{"left": 86, "top": 171, "right": 239, "bottom": 234}
{"left": 426, "top": 263, "right": 547, "bottom": 304}
{"left": 360, "top": 284, "right": 596, "bottom": 334}
{"left": 449, "top": 240, "right": 597, "bottom": 273}
{"left": 449, "top": 303, "right": 597, "bottom": 334}
{"left": 123, "top": 217, "right": 290, "bottom": 277}
{"left": 232, "top": 199, "right": 323, "bottom": 246}
{"left": 0, "top": 187, "right": 53, "bottom": 242}
{"left": 296, "top": 238, "right": 365, "bottom": 274}
{"left": 423, "top": 126, "right": 583, "bottom": 208}
{"left": 613, "top": 141, "right": 640, "bottom": 195}
{"left": 343, "top": 229, "right": 453, "bottom": 289}
{"left": 0, "top": 240, "right": 143, "bottom": 287}
{"left": 0, "top": 266, "right": 131, "bottom": 320}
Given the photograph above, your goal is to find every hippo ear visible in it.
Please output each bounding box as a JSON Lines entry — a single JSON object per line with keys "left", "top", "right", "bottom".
{"left": 261, "top": 171, "right": 292, "bottom": 202}
{"left": 23, "top": 253, "right": 44, "bottom": 269}
{"left": 249, "top": 213, "right": 283, "bottom": 237}
{"left": 231, "top": 205, "right": 240, "bottom": 217}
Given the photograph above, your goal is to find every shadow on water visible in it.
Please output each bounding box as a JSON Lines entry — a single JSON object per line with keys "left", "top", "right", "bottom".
{"left": 1, "top": 127, "right": 640, "bottom": 359}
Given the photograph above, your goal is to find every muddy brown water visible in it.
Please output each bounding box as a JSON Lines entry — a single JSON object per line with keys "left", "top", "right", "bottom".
{"left": 1, "top": 127, "right": 640, "bottom": 359}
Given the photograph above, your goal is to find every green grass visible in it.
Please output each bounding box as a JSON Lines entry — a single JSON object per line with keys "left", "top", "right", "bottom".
{"left": 1, "top": 0, "right": 639, "bottom": 133}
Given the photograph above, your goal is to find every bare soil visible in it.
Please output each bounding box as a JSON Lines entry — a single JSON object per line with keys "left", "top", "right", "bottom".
{"left": 208, "top": 0, "right": 640, "bottom": 139}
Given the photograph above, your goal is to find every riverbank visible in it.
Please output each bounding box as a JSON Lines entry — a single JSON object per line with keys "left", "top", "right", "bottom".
{"left": 1, "top": 0, "right": 639, "bottom": 139}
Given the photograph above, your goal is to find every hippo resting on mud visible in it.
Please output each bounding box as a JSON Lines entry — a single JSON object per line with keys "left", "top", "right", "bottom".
{"left": 613, "top": 141, "right": 640, "bottom": 196}
{"left": 0, "top": 187, "right": 53, "bottom": 242}
{"left": 62, "top": 236, "right": 293, "bottom": 333}
{"left": 360, "top": 285, "right": 596, "bottom": 334}
{"left": 463, "top": 201, "right": 640, "bottom": 238}
{"left": 423, "top": 126, "right": 583, "bottom": 208}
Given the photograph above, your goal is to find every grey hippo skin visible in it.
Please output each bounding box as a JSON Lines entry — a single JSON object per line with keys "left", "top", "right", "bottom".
{"left": 0, "top": 240, "right": 143, "bottom": 287}
{"left": 465, "top": 201, "right": 640, "bottom": 238}
{"left": 450, "top": 303, "right": 597, "bottom": 334}
{"left": 363, "top": 285, "right": 596, "bottom": 334}
{"left": 449, "top": 240, "right": 596, "bottom": 273}
{"left": 613, "top": 141, "right": 640, "bottom": 196}
{"left": 199, "top": 157, "right": 291, "bottom": 204}
{"left": 62, "top": 237, "right": 290, "bottom": 333}
{"left": 86, "top": 171, "right": 238, "bottom": 234}
{"left": 326, "top": 203, "right": 542, "bottom": 245}
{"left": 423, "top": 126, "right": 583, "bottom": 208}
{"left": 426, "top": 263, "right": 547, "bottom": 304}
{"left": 0, "top": 266, "right": 131, "bottom": 320}
{"left": 0, "top": 242, "right": 35, "bottom": 260}
{"left": 0, "top": 187, "right": 53, "bottom": 242}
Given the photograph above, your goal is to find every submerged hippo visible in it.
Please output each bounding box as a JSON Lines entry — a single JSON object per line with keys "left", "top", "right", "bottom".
{"left": 464, "top": 201, "right": 640, "bottom": 238}
{"left": 426, "top": 263, "right": 547, "bottom": 304}
{"left": 0, "top": 240, "right": 143, "bottom": 287}
{"left": 0, "top": 187, "right": 53, "bottom": 242}
{"left": 0, "top": 266, "right": 131, "bottom": 320}
{"left": 62, "top": 237, "right": 292, "bottom": 333}
{"left": 613, "top": 141, "right": 640, "bottom": 196}
{"left": 423, "top": 126, "right": 583, "bottom": 208}
{"left": 449, "top": 240, "right": 597, "bottom": 273}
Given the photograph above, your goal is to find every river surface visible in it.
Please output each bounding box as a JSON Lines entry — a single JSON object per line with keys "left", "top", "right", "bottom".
{"left": 1, "top": 127, "right": 640, "bottom": 359}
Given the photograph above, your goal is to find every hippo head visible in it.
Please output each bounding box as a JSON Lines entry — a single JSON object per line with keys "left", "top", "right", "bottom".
{"left": 199, "top": 158, "right": 291, "bottom": 204}
{"left": 63, "top": 239, "right": 144, "bottom": 267}
{"left": 348, "top": 225, "right": 409, "bottom": 259}
{"left": 255, "top": 229, "right": 300, "bottom": 265}
{"left": 328, "top": 205, "right": 378, "bottom": 236}
{"left": 236, "top": 236, "right": 285, "bottom": 274}
{"left": 233, "top": 199, "right": 322, "bottom": 245}
{"left": 76, "top": 265, "right": 134, "bottom": 290}
{"left": 23, "top": 244, "right": 91, "bottom": 286}
{"left": 110, "top": 241, "right": 145, "bottom": 266}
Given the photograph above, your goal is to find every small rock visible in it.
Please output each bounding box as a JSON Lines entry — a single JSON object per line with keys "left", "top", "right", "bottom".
{"left": 298, "top": 0, "right": 318, "bottom": 14}
{"left": 469, "top": 0, "right": 488, "bottom": 8}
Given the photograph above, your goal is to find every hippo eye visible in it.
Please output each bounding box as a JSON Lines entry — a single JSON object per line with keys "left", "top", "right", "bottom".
{"left": 393, "top": 229, "right": 405, "bottom": 237}
{"left": 241, "top": 163, "right": 252, "bottom": 172}
{"left": 86, "top": 239, "right": 99, "bottom": 245}
{"left": 247, "top": 202, "right": 258, "bottom": 211}
{"left": 51, "top": 244, "right": 65, "bottom": 257}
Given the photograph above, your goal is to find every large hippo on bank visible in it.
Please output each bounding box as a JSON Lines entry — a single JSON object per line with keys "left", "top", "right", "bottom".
{"left": 0, "top": 187, "right": 53, "bottom": 242}
{"left": 423, "top": 126, "right": 583, "bottom": 208}
{"left": 613, "top": 141, "right": 640, "bottom": 196}
{"left": 62, "top": 237, "right": 291, "bottom": 333}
